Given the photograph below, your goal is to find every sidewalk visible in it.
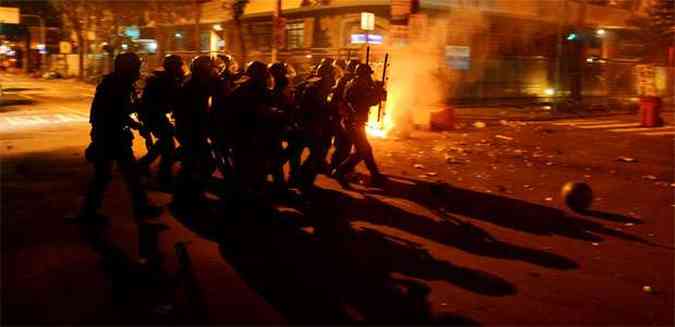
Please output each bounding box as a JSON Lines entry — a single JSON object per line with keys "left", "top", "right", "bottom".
{"left": 454, "top": 103, "right": 674, "bottom": 122}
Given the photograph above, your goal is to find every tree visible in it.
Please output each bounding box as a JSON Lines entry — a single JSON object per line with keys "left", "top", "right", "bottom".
{"left": 145, "top": 0, "right": 195, "bottom": 58}
{"left": 228, "top": 0, "right": 249, "bottom": 63}
{"left": 51, "top": 0, "right": 102, "bottom": 80}
{"left": 629, "top": 0, "right": 674, "bottom": 61}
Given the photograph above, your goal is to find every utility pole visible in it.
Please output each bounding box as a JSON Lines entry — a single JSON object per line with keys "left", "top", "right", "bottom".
{"left": 554, "top": 0, "right": 567, "bottom": 110}
{"left": 272, "top": 0, "right": 281, "bottom": 62}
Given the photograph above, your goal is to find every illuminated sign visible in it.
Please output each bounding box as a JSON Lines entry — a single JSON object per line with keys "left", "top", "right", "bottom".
{"left": 351, "top": 34, "right": 383, "bottom": 45}
{"left": 124, "top": 26, "right": 140, "bottom": 40}
{"left": 445, "top": 45, "right": 470, "bottom": 70}
{"left": 361, "top": 12, "right": 375, "bottom": 31}
{"left": 0, "top": 7, "right": 19, "bottom": 24}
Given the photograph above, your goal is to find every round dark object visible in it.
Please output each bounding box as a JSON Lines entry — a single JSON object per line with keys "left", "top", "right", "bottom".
{"left": 561, "top": 181, "right": 593, "bottom": 212}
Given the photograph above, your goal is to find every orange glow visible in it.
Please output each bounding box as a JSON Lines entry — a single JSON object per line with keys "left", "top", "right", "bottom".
{"left": 366, "top": 91, "right": 396, "bottom": 138}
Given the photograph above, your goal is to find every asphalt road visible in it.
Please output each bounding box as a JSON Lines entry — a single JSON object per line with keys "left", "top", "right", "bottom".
{"left": 1, "top": 73, "right": 673, "bottom": 325}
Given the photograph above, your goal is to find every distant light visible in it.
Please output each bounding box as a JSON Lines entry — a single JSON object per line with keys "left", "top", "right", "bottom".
{"left": 147, "top": 41, "right": 158, "bottom": 52}
{"left": 566, "top": 33, "right": 577, "bottom": 41}
{"left": 351, "top": 34, "right": 384, "bottom": 45}
{"left": 361, "top": 12, "right": 375, "bottom": 31}
{"left": 213, "top": 24, "right": 223, "bottom": 31}
{"left": 122, "top": 43, "right": 128, "bottom": 50}
{"left": 305, "top": 54, "right": 313, "bottom": 58}
{"left": 545, "top": 88, "right": 555, "bottom": 96}
{"left": 586, "top": 57, "right": 594, "bottom": 63}
{"left": 36, "top": 44, "right": 45, "bottom": 50}
{"left": 175, "top": 32, "right": 183, "bottom": 38}
{"left": 596, "top": 29, "right": 606, "bottom": 37}
{"left": 0, "top": 44, "right": 10, "bottom": 55}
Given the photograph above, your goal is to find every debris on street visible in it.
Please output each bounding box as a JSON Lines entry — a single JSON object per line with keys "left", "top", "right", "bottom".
{"left": 495, "top": 135, "right": 514, "bottom": 141}
{"left": 617, "top": 156, "right": 638, "bottom": 163}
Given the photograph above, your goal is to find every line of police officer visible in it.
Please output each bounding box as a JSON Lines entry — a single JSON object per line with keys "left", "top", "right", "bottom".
{"left": 77, "top": 51, "right": 387, "bottom": 220}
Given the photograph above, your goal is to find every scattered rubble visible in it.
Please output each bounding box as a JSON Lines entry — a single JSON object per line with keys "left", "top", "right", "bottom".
{"left": 617, "top": 156, "right": 638, "bottom": 163}
{"left": 495, "top": 135, "right": 514, "bottom": 141}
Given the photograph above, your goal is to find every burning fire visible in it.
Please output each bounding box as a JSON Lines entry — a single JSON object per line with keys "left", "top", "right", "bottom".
{"left": 366, "top": 91, "right": 397, "bottom": 138}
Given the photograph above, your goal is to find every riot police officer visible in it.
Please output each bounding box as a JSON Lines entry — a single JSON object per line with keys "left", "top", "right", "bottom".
{"left": 229, "top": 61, "right": 275, "bottom": 197}
{"left": 295, "top": 61, "right": 336, "bottom": 190}
{"left": 268, "top": 62, "right": 294, "bottom": 188}
{"left": 328, "top": 59, "right": 360, "bottom": 173}
{"left": 172, "top": 55, "right": 217, "bottom": 209}
{"left": 79, "top": 52, "right": 162, "bottom": 221}
{"left": 334, "top": 63, "right": 388, "bottom": 188}
{"left": 137, "top": 54, "right": 184, "bottom": 186}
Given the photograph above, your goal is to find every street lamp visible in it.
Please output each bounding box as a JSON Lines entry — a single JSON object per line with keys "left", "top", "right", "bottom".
{"left": 21, "top": 14, "right": 46, "bottom": 73}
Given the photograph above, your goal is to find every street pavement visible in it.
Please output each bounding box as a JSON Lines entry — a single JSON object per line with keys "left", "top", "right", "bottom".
{"left": 1, "top": 73, "right": 673, "bottom": 325}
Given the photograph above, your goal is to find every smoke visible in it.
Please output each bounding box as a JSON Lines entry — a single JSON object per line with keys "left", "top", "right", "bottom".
{"left": 382, "top": 10, "right": 489, "bottom": 134}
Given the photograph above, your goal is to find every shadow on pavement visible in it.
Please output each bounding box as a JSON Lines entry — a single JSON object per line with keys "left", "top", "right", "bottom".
{"left": 369, "top": 176, "right": 653, "bottom": 246}
{"left": 0, "top": 97, "right": 34, "bottom": 108}
{"left": 76, "top": 220, "right": 207, "bottom": 324}
{"left": 348, "top": 194, "right": 578, "bottom": 270}
{"left": 170, "top": 190, "right": 493, "bottom": 325}
{"left": 581, "top": 209, "right": 643, "bottom": 224}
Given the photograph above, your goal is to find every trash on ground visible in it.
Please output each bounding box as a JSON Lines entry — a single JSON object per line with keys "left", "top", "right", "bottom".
{"left": 642, "top": 286, "right": 654, "bottom": 293}
{"left": 495, "top": 135, "right": 514, "bottom": 141}
{"left": 642, "top": 175, "right": 657, "bottom": 180}
{"left": 545, "top": 197, "right": 553, "bottom": 201}
{"left": 617, "top": 156, "right": 638, "bottom": 163}
{"left": 592, "top": 242, "right": 599, "bottom": 246}
{"left": 473, "top": 121, "right": 487, "bottom": 128}
{"left": 625, "top": 222, "right": 635, "bottom": 227}
{"left": 426, "top": 172, "right": 438, "bottom": 176}
{"left": 413, "top": 164, "right": 425, "bottom": 169}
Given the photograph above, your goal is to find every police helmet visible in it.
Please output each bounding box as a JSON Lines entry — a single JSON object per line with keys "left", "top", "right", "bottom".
{"left": 190, "top": 55, "right": 213, "bottom": 75}
{"left": 114, "top": 52, "right": 142, "bottom": 75}
{"left": 355, "top": 63, "right": 374, "bottom": 77}
{"left": 245, "top": 61, "right": 269, "bottom": 82}
{"left": 346, "top": 59, "right": 361, "bottom": 74}
{"left": 268, "top": 62, "right": 288, "bottom": 79}
{"left": 316, "top": 62, "right": 335, "bottom": 79}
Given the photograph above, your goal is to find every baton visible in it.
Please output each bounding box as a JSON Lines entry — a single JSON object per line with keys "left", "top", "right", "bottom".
{"left": 377, "top": 53, "right": 389, "bottom": 122}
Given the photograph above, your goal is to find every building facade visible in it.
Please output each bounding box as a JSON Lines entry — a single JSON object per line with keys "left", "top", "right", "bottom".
{"left": 141, "top": 0, "right": 670, "bottom": 102}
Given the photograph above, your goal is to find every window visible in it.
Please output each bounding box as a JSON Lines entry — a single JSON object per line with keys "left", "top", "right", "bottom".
{"left": 286, "top": 22, "right": 304, "bottom": 49}
{"left": 250, "top": 22, "right": 272, "bottom": 51}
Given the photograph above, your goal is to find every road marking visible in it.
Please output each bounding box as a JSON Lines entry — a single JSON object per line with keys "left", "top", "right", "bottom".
{"left": 609, "top": 126, "right": 675, "bottom": 133}
{"left": 552, "top": 120, "right": 621, "bottom": 126}
{"left": 576, "top": 123, "right": 640, "bottom": 129}
{"left": 638, "top": 131, "right": 675, "bottom": 136}
{"left": 1, "top": 112, "right": 89, "bottom": 131}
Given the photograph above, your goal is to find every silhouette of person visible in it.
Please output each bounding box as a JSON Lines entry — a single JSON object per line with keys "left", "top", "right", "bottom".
{"left": 334, "top": 64, "right": 387, "bottom": 188}
{"left": 79, "top": 52, "right": 162, "bottom": 221}
{"left": 136, "top": 54, "right": 185, "bottom": 186}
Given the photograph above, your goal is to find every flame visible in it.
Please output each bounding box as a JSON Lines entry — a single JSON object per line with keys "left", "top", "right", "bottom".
{"left": 366, "top": 91, "right": 397, "bottom": 138}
